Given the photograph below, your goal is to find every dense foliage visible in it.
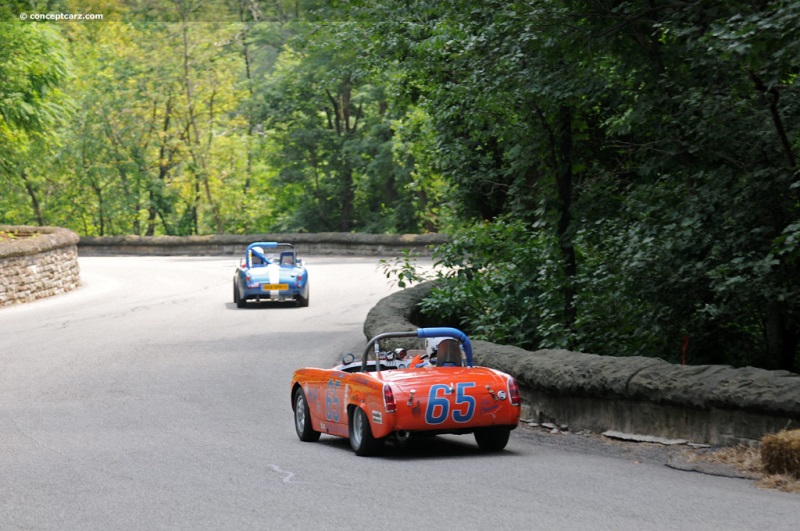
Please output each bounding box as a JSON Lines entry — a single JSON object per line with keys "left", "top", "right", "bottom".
{"left": 0, "top": 0, "right": 434, "bottom": 235}
{"left": 368, "top": 0, "right": 800, "bottom": 371}
{"left": 1, "top": 0, "right": 798, "bottom": 370}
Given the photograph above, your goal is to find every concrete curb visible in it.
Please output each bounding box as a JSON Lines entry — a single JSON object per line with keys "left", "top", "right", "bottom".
{"left": 78, "top": 232, "right": 449, "bottom": 257}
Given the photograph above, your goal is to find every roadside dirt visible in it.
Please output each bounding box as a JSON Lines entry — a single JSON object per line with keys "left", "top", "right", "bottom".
{"left": 515, "top": 422, "right": 800, "bottom": 493}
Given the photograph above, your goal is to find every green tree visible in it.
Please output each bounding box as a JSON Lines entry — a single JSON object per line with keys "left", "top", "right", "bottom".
{"left": 347, "top": 0, "right": 614, "bottom": 339}
{"left": 0, "top": 19, "right": 71, "bottom": 226}
{"left": 369, "top": 0, "right": 799, "bottom": 370}
{"left": 567, "top": 1, "right": 800, "bottom": 369}
{"left": 248, "top": 1, "right": 432, "bottom": 233}
{"left": 58, "top": 0, "right": 253, "bottom": 235}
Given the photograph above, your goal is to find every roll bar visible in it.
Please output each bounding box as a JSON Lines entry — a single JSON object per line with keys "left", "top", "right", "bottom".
{"left": 245, "top": 242, "right": 295, "bottom": 268}
{"left": 360, "top": 327, "right": 474, "bottom": 372}
{"left": 246, "top": 242, "right": 295, "bottom": 250}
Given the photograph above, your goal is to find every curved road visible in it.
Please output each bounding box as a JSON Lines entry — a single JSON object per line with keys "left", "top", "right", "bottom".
{"left": 1, "top": 256, "right": 797, "bottom": 530}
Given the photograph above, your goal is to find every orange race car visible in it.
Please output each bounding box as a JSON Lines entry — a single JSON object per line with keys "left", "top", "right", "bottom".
{"left": 290, "top": 327, "right": 522, "bottom": 456}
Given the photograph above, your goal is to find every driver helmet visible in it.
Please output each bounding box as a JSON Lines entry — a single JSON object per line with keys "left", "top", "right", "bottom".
{"left": 251, "top": 246, "right": 265, "bottom": 264}
{"left": 425, "top": 337, "right": 446, "bottom": 357}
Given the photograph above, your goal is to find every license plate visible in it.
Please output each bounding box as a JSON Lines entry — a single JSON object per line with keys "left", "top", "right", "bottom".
{"left": 262, "top": 283, "right": 289, "bottom": 291}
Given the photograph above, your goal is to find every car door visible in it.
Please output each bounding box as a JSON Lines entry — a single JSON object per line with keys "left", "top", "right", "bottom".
{"left": 321, "top": 372, "right": 349, "bottom": 436}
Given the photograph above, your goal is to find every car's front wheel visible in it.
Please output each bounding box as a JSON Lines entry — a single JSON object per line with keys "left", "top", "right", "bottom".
{"left": 234, "top": 280, "right": 246, "bottom": 308}
{"left": 349, "top": 406, "right": 383, "bottom": 456}
{"left": 293, "top": 388, "right": 321, "bottom": 442}
{"left": 474, "top": 426, "right": 511, "bottom": 452}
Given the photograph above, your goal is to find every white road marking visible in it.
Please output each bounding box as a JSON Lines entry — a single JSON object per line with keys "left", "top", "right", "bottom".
{"left": 267, "top": 464, "right": 349, "bottom": 488}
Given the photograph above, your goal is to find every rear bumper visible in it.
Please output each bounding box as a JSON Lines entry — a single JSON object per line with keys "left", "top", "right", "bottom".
{"left": 241, "top": 287, "right": 303, "bottom": 301}
{"left": 372, "top": 408, "right": 520, "bottom": 439}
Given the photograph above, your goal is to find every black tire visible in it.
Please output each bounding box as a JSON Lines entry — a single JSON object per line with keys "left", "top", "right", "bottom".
{"left": 297, "top": 288, "right": 309, "bottom": 308}
{"left": 474, "top": 426, "right": 511, "bottom": 452}
{"left": 234, "top": 280, "right": 246, "bottom": 308}
{"left": 293, "top": 388, "right": 321, "bottom": 442}
{"left": 349, "top": 406, "right": 383, "bottom": 456}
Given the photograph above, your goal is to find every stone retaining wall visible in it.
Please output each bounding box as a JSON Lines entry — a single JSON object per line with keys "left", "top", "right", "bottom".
{"left": 0, "top": 225, "right": 81, "bottom": 307}
{"left": 363, "top": 282, "right": 800, "bottom": 446}
{"left": 79, "top": 232, "right": 449, "bottom": 257}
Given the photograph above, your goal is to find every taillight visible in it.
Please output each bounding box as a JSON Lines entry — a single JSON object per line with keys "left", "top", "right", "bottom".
{"left": 297, "top": 273, "right": 303, "bottom": 283}
{"left": 507, "top": 378, "right": 521, "bottom": 406}
{"left": 383, "top": 384, "right": 396, "bottom": 413}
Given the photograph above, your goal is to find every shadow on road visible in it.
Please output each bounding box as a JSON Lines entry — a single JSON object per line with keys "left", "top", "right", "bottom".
{"left": 310, "top": 432, "right": 521, "bottom": 461}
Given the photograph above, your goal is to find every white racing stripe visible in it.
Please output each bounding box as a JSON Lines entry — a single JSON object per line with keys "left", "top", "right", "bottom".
{"left": 267, "top": 263, "right": 281, "bottom": 299}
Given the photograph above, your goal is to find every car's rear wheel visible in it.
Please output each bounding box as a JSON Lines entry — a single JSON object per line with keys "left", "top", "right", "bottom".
{"left": 474, "top": 426, "right": 511, "bottom": 452}
{"left": 349, "top": 406, "right": 383, "bottom": 456}
{"left": 296, "top": 288, "right": 309, "bottom": 307}
{"left": 293, "top": 388, "right": 320, "bottom": 442}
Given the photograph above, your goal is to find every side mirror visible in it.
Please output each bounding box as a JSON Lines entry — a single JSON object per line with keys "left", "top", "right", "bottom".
{"left": 342, "top": 352, "right": 355, "bottom": 365}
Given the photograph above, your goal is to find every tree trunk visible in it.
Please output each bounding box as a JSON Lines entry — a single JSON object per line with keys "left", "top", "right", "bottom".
{"left": 326, "top": 81, "right": 357, "bottom": 232}
{"left": 238, "top": 0, "right": 257, "bottom": 194}
{"left": 340, "top": 165, "right": 354, "bottom": 232}
{"left": 556, "top": 104, "right": 577, "bottom": 332}
{"left": 181, "top": 16, "right": 223, "bottom": 234}
{"left": 148, "top": 96, "right": 174, "bottom": 236}
{"left": 532, "top": 100, "right": 578, "bottom": 338}
{"left": 20, "top": 170, "right": 44, "bottom": 226}
{"left": 764, "top": 301, "right": 799, "bottom": 371}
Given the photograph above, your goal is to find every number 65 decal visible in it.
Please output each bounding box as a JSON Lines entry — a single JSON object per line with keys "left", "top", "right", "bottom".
{"left": 425, "top": 383, "right": 476, "bottom": 424}
{"left": 325, "top": 379, "right": 341, "bottom": 421}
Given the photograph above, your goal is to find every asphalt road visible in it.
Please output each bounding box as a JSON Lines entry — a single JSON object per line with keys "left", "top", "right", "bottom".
{"left": 1, "top": 256, "right": 798, "bottom": 530}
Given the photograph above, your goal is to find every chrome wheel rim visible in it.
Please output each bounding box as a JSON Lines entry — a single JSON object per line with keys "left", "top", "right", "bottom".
{"left": 295, "top": 395, "right": 306, "bottom": 432}
{"left": 351, "top": 410, "right": 363, "bottom": 448}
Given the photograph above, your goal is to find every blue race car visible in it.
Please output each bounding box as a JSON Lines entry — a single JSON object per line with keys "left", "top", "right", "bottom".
{"left": 233, "top": 242, "right": 310, "bottom": 308}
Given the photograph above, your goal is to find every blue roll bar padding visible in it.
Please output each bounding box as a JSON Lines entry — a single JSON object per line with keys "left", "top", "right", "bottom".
{"left": 360, "top": 327, "right": 474, "bottom": 372}
{"left": 246, "top": 242, "right": 297, "bottom": 250}
{"left": 246, "top": 242, "right": 281, "bottom": 250}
